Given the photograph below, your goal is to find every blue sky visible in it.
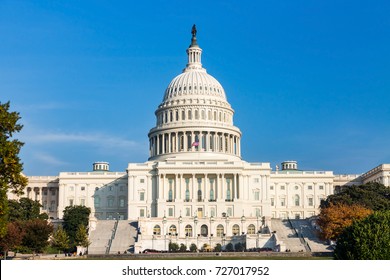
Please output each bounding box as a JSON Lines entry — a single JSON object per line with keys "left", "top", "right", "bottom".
{"left": 1, "top": 0, "right": 389, "bottom": 175}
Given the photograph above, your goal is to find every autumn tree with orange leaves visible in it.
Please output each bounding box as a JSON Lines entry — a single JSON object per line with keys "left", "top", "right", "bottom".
{"left": 317, "top": 203, "right": 373, "bottom": 240}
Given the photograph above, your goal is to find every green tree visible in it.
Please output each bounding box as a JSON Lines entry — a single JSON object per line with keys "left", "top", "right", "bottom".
{"left": 51, "top": 226, "right": 70, "bottom": 253}
{"left": 75, "top": 224, "right": 90, "bottom": 248}
{"left": 179, "top": 243, "right": 187, "bottom": 252}
{"left": 168, "top": 242, "right": 179, "bottom": 252}
{"left": 0, "top": 101, "right": 28, "bottom": 237}
{"left": 225, "top": 243, "right": 234, "bottom": 252}
{"left": 189, "top": 243, "right": 197, "bottom": 252}
{"left": 214, "top": 243, "right": 222, "bottom": 252}
{"left": 8, "top": 198, "right": 47, "bottom": 222}
{"left": 21, "top": 219, "right": 53, "bottom": 254}
{"left": 334, "top": 211, "right": 390, "bottom": 260}
{"left": 322, "top": 183, "right": 390, "bottom": 211}
{"left": 234, "top": 242, "right": 244, "bottom": 252}
{"left": 62, "top": 205, "right": 91, "bottom": 244}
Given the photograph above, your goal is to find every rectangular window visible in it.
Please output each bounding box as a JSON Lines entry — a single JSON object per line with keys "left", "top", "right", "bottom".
{"left": 227, "top": 207, "right": 233, "bottom": 217}
{"left": 254, "top": 178, "right": 259, "bottom": 183}
{"left": 140, "top": 192, "right": 145, "bottom": 201}
{"left": 185, "top": 207, "right": 191, "bottom": 217}
{"left": 271, "top": 198, "right": 274, "bottom": 206}
{"left": 81, "top": 186, "right": 85, "bottom": 191}
{"left": 140, "top": 179, "right": 145, "bottom": 183}
{"left": 69, "top": 186, "right": 74, "bottom": 192}
{"left": 42, "top": 201, "right": 47, "bottom": 210}
{"left": 255, "top": 208, "right": 261, "bottom": 217}
{"left": 308, "top": 185, "right": 313, "bottom": 190}
{"left": 50, "top": 200, "right": 55, "bottom": 211}
{"left": 168, "top": 208, "right": 174, "bottom": 217}
{"left": 280, "top": 198, "right": 285, "bottom": 206}
{"left": 69, "top": 199, "right": 74, "bottom": 206}
{"left": 254, "top": 191, "right": 260, "bottom": 201}
{"left": 270, "top": 186, "right": 274, "bottom": 190}
{"left": 51, "top": 190, "right": 56, "bottom": 196}
{"left": 119, "top": 198, "right": 125, "bottom": 207}
{"left": 140, "top": 209, "right": 145, "bottom": 217}
{"left": 43, "top": 190, "right": 48, "bottom": 196}
{"left": 319, "top": 185, "right": 324, "bottom": 190}
{"left": 80, "top": 199, "right": 85, "bottom": 206}
{"left": 308, "top": 197, "right": 314, "bottom": 206}
{"left": 120, "top": 185, "right": 124, "bottom": 192}
{"left": 280, "top": 186, "right": 285, "bottom": 190}
{"left": 210, "top": 208, "right": 216, "bottom": 217}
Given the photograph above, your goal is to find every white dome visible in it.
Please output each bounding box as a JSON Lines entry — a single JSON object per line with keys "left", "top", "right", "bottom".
{"left": 163, "top": 70, "right": 227, "bottom": 102}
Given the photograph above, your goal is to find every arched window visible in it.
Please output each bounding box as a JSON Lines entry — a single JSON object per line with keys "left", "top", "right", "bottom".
{"left": 201, "top": 225, "right": 208, "bottom": 237}
{"left": 294, "top": 194, "right": 300, "bottom": 206}
{"left": 188, "top": 110, "right": 192, "bottom": 120}
{"left": 195, "top": 110, "right": 199, "bottom": 119}
{"left": 182, "top": 110, "right": 185, "bottom": 120}
{"left": 201, "top": 110, "right": 205, "bottom": 119}
{"left": 247, "top": 224, "right": 256, "bottom": 234}
{"left": 153, "top": 225, "right": 161, "bottom": 235}
{"left": 169, "top": 225, "right": 177, "bottom": 235}
{"left": 232, "top": 224, "right": 240, "bottom": 235}
{"left": 185, "top": 225, "right": 193, "bottom": 237}
{"left": 216, "top": 224, "right": 224, "bottom": 237}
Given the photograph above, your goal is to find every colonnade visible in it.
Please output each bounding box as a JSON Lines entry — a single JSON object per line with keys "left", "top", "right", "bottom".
{"left": 149, "top": 130, "right": 241, "bottom": 157}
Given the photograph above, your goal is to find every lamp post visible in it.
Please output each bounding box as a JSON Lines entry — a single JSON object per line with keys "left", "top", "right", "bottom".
{"left": 178, "top": 214, "right": 182, "bottom": 237}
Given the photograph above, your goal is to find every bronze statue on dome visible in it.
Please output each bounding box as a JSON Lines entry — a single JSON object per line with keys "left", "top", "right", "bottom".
{"left": 191, "top": 24, "right": 197, "bottom": 37}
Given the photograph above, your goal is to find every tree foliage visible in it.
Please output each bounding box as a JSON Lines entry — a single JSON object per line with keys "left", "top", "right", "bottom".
{"left": 51, "top": 226, "right": 70, "bottom": 252}
{"left": 21, "top": 219, "right": 53, "bottom": 253}
{"left": 0, "top": 101, "right": 28, "bottom": 237}
{"left": 317, "top": 203, "right": 373, "bottom": 240}
{"left": 334, "top": 211, "right": 390, "bottom": 260}
{"left": 179, "top": 243, "right": 187, "bottom": 252}
{"left": 75, "top": 224, "right": 90, "bottom": 248}
{"left": 0, "top": 221, "right": 24, "bottom": 255}
{"left": 189, "top": 243, "right": 197, "bottom": 252}
{"left": 8, "top": 198, "right": 47, "bottom": 222}
{"left": 62, "top": 205, "right": 91, "bottom": 244}
{"left": 168, "top": 242, "right": 179, "bottom": 252}
{"left": 322, "top": 183, "right": 390, "bottom": 211}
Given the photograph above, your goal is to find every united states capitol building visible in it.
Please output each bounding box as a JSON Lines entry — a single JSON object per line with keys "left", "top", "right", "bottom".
{"left": 8, "top": 27, "right": 390, "bottom": 253}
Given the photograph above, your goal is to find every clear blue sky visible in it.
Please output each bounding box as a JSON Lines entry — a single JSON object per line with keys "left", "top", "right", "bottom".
{"left": 1, "top": 0, "right": 389, "bottom": 175}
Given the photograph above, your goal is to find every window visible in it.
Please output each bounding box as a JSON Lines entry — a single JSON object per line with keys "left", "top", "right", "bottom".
{"left": 254, "top": 178, "right": 259, "bottom": 183}
{"left": 42, "top": 201, "right": 47, "bottom": 210}
{"left": 295, "top": 185, "right": 299, "bottom": 190}
{"left": 226, "top": 179, "right": 231, "bottom": 201}
{"left": 270, "top": 185, "right": 274, "bottom": 190}
{"left": 94, "top": 196, "right": 100, "bottom": 208}
{"left": 168, "top": 207, "right": 174, "bottom": 217}
{"left": 185, "top": 225, "right": 193, "bottom": 237}
{"left": 308, "top": 197, "right": 313, "bottom": 206}
{"left": 308, "top": 185, "right": 313, "bottom": 190}
{"left": 107, "top": 196, "right": 114, "bottom": 207}
{"left": 140, "top": 192, "right": 145, "bottom": 201}
{"left": 69, "top": 186, "right": 74, "bottom": 192}
{"left": 255, "top": 208, "right": 261, "bottom": 217}
{"left": 169, "top": 225, "right": 177, "bottom": 235}
{"left": 247, "top": 224, "right": 256, "bottom": 234}
{"left": 69, "top": 199, "right": 74, "bottom": 206}
{"left": 280, "top": 197, "right": 286, "bottom": 206}
{"left": 227, "top": 207, "right": 233, "bottom": 217}
{"left": 185, "top": 207, "right": 191, "bottom": 217}
{"left": 294, "top": 195, "right": 300, "bottom": 206}
{"left": 210, "top": 208, "right": 216, "bottom": 217}
{"left": 50, "top": 200, "right": 55, "bottom": 211}
{"left": 271, "top": 198, "right": 274, "bottom": 206}
{"left": 43, "top": 190, "right": 48, "bottom": 196}
{"left": 232, "top": 224, "right": 240, "bottom": 235}
{"left": 119, "top": 197, "right": 125, "bottom": 207}
{"left": 254, "top": 191, "right": 260, "bottom": 201}
{"left": 81, "top": 186, "right": 85, "bottom": 191}
{"left": 120, "top": 185, "right": 124, "bottom": 192}
{"left": 319, "top": 185, "right": 324, "bottom": 190}
{"left": 197, "top": 178, "right": 202, "bottom": 201}
{"left": 80, "top": 199, "right": 85, "bottom": 206}
{"left": 140, "top": 179, "right": 145, "bottom": 183}
{"left": 280, "top": 186, "right": 285, "bottom": 190}
{"left": 216, "top": 225, "right": 224, "bottom": 237}
{"left": 140, "top": 209, "right": 145, "bottom": 217}
{"left": 153, "top": 225, "right": 161, "bottom": 235}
